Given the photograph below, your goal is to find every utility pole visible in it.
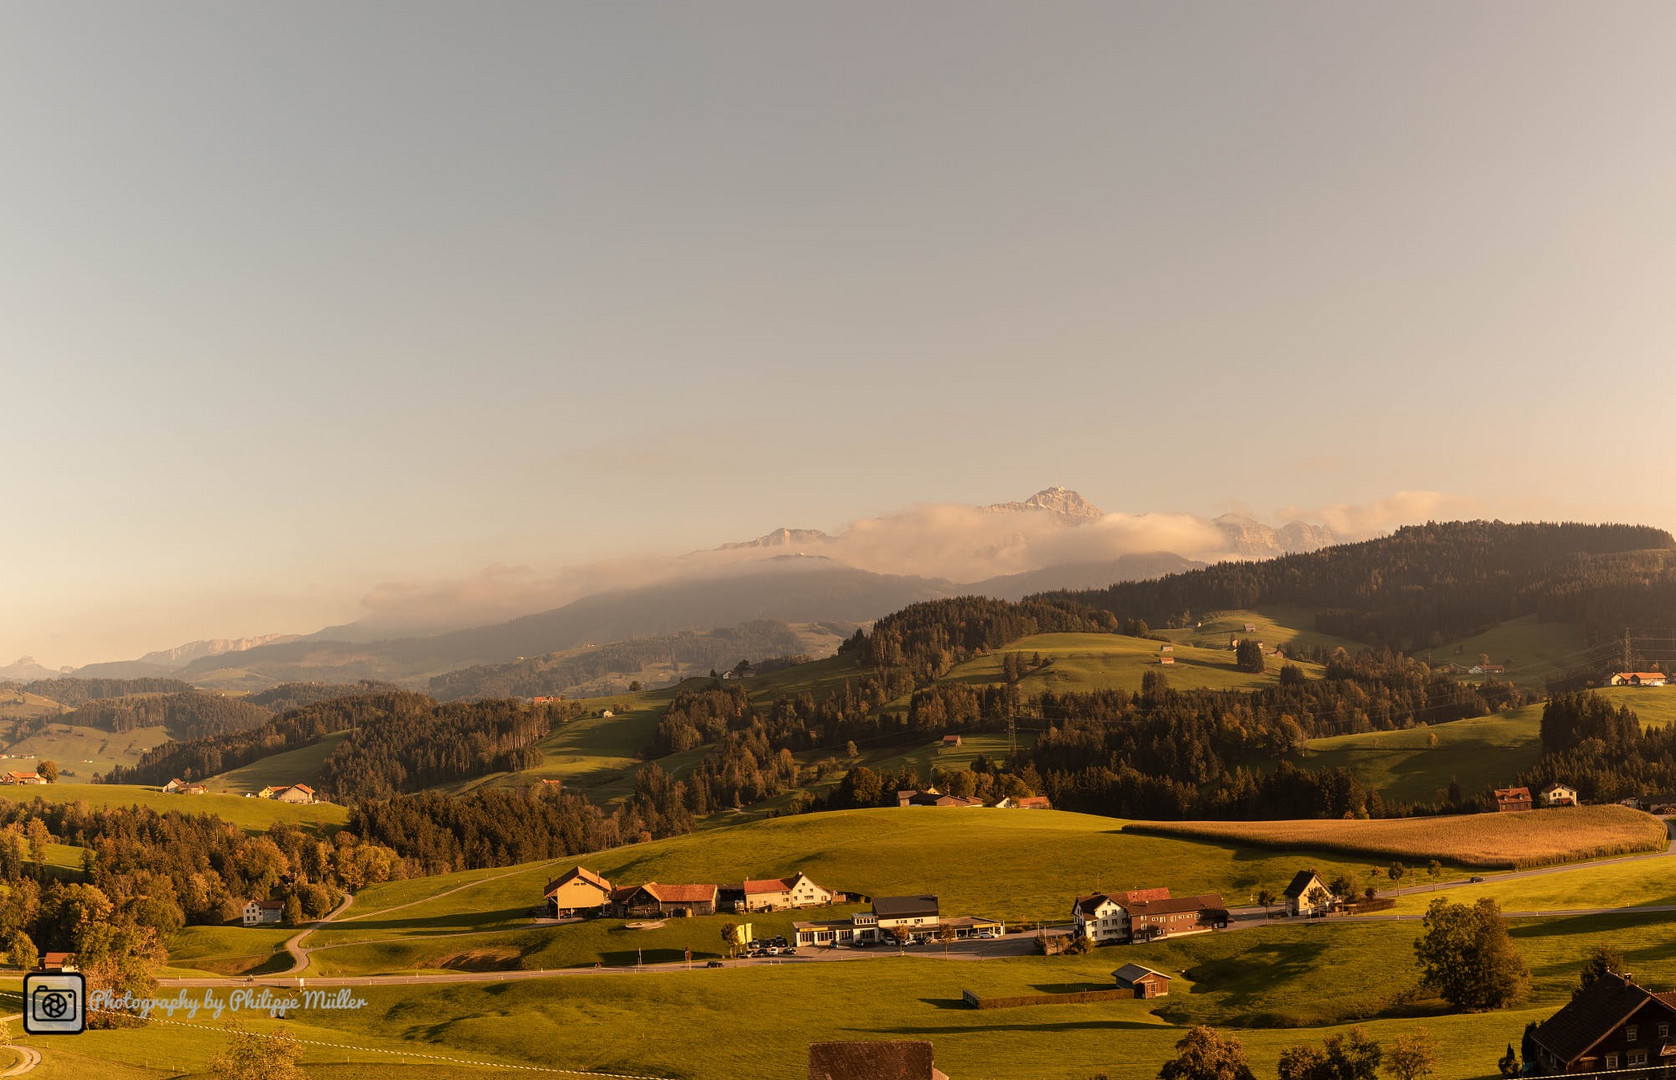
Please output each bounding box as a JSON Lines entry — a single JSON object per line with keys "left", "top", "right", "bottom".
{"left": 1625, "top": 628, "right": 1634, "bottom": 673}
{"left": 1007, "top": 713, "right": 1017, "bottom": 758}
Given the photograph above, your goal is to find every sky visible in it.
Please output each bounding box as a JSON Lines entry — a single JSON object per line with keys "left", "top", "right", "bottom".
{"left": 3, "top": 3, "right": 1675, "bottom": 667}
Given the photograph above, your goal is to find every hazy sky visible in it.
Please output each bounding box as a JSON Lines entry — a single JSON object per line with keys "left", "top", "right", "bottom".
{"left": 4, "top": 3, "right": 1674, "bottom": 666}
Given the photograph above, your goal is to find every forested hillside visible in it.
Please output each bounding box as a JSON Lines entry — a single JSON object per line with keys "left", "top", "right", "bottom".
{"left": 1047, "top": 521, "right": 1676, "bottom": 650}
{"left": 46, "top": 690, "right": 271, "bottom": 741}
{"left": 17, "top": 676, "right": 193, "bottom": 709}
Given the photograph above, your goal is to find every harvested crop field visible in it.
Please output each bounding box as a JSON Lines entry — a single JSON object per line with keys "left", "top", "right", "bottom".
{"left": 1124, "top": 805, "right": 1670, "bottom": 869}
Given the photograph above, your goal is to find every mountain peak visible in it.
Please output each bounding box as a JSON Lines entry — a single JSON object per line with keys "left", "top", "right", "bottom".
{"left": 715, "top": 527, "right": 834, "bottom": 552}
{"left": 981, "top": 486, "right": 1104, "bottom": 520}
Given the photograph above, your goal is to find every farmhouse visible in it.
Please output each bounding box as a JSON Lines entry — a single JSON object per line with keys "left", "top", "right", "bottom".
{"left": 1127, "top": 894, "right": 1227, "bottom": 942}
{"left": 163, "top": 778, "right": 187, "bottom": 793}
{"left": 611, "top": 882, "right": 718, "bottom": 918}
{"left": 735, "top": 873, "right": 833, "bottom": 912}
{"left": 1528, "top": 971, "right": 1676, "bottom": 1074}
{"left": 179, "top": 782, "right": 208, "bottom": 795}
{"left": 1283, "top": 869, "right": 1335, "bottom": 917}
{"left": 807, "top": 1041, "right": 949, "bottom": 1080}
{"left": 997, "top": 796, "right": 1051, "bottom": 809}
{"left": 1541, "top": 782, "right": 1579, "bottom": 808}
{"left": 897, "top": 790, "right": 983, "bottom": 808}
{"left": 38, "top": 952, "right": 76, "bottom": 973}
{"left": 1495, "top": 786, "right": 1534, "bottom": 813}
{"left": 941, "top": 735, "right": 962, "bottom": 748}
{"left": 543, "top": 866, "right": 613, "bottom": 917}
{"left": 1159, "top": 655, "right": 1175, "bottom": 666}
{"left": 1, "top": 771, "right": 43, "bottom": 785}
{"left": 242, "top": 899, "right": 284, "bottom": 926}
{"left": 274, "top": 784, "right": 316, "bottom": 804}
{"left": 1112, "top": 963, "right": 1171, "bottom": 998}
{"left": 1072, "top": 895, "right": 1130, "bottom": 944}
{"left": 1611, "top": 672, "right": 1667, "bottom": 687}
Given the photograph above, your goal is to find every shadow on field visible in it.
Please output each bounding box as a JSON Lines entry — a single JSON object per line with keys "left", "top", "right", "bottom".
{"left": 876, "top": 1020, "right": 1160, "bottom": 1035}
{"left": 331, "top": 906, "right": 532, "bottom": 934}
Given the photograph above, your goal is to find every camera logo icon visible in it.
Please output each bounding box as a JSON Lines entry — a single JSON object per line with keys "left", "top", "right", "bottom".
{"left": 23, "top": 972, "right": 84, "bottom": 1035}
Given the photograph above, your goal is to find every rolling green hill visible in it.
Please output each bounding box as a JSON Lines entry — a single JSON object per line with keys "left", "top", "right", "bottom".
{"left": 203, "top": 730, "right": 350, "bottom": 794}
{"left": 1303, "top": 710, "right": 1544, "bottom": 804}
{"left": 0, "top": 782, "right": 347, "bottom": 832}
{"left": 942, "top": 631, "right": 1324, "bottom": 696}
{"left": 0, "top": 722, "right": 169, "bottom": 779}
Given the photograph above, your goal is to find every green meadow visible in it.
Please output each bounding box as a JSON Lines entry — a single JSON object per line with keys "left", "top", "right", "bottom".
{"left": 1428, "top": 616, "right": 1590, "bottom": 686}
{"left": 0, "top": 722, "right": 168, "bottom": 779}
{"left": 1302, "top": 710, "right": 1543, "bottom": 804}
{"left": 0, "top": 782, "right": 348, "bottom": 832}
{"left": 941, "top": 632, "right": 1325, "bottom": 697}
{"left": 205, "top": 731, "right": 350, "bottom": 794}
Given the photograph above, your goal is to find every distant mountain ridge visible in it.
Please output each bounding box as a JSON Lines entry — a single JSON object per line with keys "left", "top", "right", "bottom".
{"left": 980, "top": 485, "right": 1104, "bottom": 519}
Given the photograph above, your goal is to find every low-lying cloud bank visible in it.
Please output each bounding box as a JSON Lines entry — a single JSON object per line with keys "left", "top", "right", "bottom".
{"left": 350, "top": 489, "right": 1479, "bottom": 634}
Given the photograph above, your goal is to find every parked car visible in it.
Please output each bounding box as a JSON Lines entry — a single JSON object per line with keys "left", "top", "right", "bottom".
{"left": 1469, "top": 876, "right": 1485, "bottom": 883}
{"left": 706, "top": 960, "right": 724, "bottom": 968}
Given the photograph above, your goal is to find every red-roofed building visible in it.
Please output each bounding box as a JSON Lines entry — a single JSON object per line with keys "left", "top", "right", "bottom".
{"left": 736, "top": 873, "right": 832, "bottom": 912}
{"left": 612, "top": 883, "right": 718, "bottom": 917}
{"left": 1495, "top": 786, "right": 1533, "bottom": 813}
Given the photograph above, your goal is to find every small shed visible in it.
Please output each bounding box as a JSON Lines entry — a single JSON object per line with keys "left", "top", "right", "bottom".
{"left": 1112, "top": 963, "right": 1171, "bottom": 999}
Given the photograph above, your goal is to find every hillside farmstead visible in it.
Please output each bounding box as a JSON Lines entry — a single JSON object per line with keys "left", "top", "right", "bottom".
{"left": 1070, "top": 888, "right": 1225, "bottom": 944}
{"left": 610, "top": 883, "right": 719, "bottom": 918}
{"left": 1611, "top": 672, "right": 1667, "bottom": 687}
{"left": 544, "top": 866, "right": 615, "bottom": 917}
{"left": 1528, "top": 971, "right": 1676, "bottom": 1073}
{"left": 242, "top": 899, "right": 284, "bottom": 926}
{"left": 1284, "top": 870, "right": 1335, "bottom": 917}
{"left": 1541, "top": 782, "right": 1579, "bottom": 808}
{"left": 1495, "top": 786, "right": 1534, "bottom": 813}
{"left": 734, "top": 873, "right": 833, "bottom": 912}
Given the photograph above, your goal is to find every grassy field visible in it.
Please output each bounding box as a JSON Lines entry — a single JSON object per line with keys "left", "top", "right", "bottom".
{"left": 161, "top": 924, "right": 296, "bottom": 977}
{"left": 0, "top": 688, "right": 69, "bottom": 720}
{"left": 1129, "top": 805, "right": 1669, "bottom": 870}
{"left": 169, "top": 910, "right": 1676, "bottom": 1080}
{"left": 1302, "top": 711, "right": 1542, "bottom": 804}
{"left": 0, "top": 723, "right": 170, "bottom": 780}
{"left": 1595, "top": 685, "right": 1676, "bottom": 729}
{"left": 941, "top": 632, "right": 1325, "bottom": 697}
{"left": 204, "top": 731, "right": 349, "bottom": 794}
{"left": 1427, "top": 616, "right": 1590, "bottom": 687}
{"left": 1383, "top": 844, "right": 1676, "bottom": 915}
{"left": 277, "top": 809, "right": 1459, "bottom": 978}
{"left": 1164, "top": 607, "right": 1362, "bottom": 657}
{"left": 0, "top": 783, "right": 348, "bottom": 832}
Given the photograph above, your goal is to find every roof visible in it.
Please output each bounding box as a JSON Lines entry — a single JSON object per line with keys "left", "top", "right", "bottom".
{"left": 41, "top": 952, "right": 74, "bottom": 963}
{"left": 545, "top": 866, "right": 612, "bottom": 896}
{"left": 1118, "top": 887, "right": 1170, "bottom": 905}
{"left": 4, "top": 771, "right": 38, "bottom": 781}
{"left": 808, "top": 1041, "right": 938, "bottom": 1080}
{"left": 642, "top": 883, "right": 717, "bottom": 904}
{"left": 742, "top": 876, "right": 801, "bottom": 895}
{"left": 1128, "top": 893, "right": 1225, "bottom": 917}
{"left": 1494, "top": 787, "right": 1532, "bottom": 800}
{"left": 1615, "top": 672, "right": 1666, "bottom": 680}
{"left": 1015, "top": 796, "right": 1051, "bottom": 809}
{"left": 1283, "top": 869, "right": 1323, "bottom": 899}
{"left": 1541, "top": 782, "right": 1575, "bottom": 793}
{"left": 290, "top": 784, "right": 316, "bottom": 794}
{"left": 1112, "top": 963, "right": 1171, "bottom": 984}
{"left": 1533, "top": 972, "right": 1674, "bottom": 1066}
{"left": 608, "top": 885, "right": 638, "bottom": 901}
{"left": 250, "top": 899, "right": 285, "bottom": 910}
{"left": 873, "top": 895, "right": 939, "bottom": 919}
{"left": 1074, "top": 894, "right": 1117, "bottom": 917}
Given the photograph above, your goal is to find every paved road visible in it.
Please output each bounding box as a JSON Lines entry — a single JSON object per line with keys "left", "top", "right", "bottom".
{"left": 0, "top": 1015, "right": 38, "bottom": 1077}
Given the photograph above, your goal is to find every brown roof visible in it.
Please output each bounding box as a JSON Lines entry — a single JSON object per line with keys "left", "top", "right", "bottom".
{"left": 250, "top": 899, "right": 285, "bottom": 911}
{"left": 609, "top": 885, "right": 638, "bottom": 901}
{"left": 1015, "top": 796, "right": 1051, "bottom": 809}
{"left": 1129, "top": 893, "right": 1225, "bottom": 916}
{"left": 808, "top": 1040, "right": 938, "bottom": 1080}
{"left": 1117, "top": 887, "right": 1170, "bottom": 905}
{"left": 545, "top": 866, "right": 612, "bottom": 896}
{"left": 643, "top": 883, "right": 717, "bottom": 904}
{"left": 1533, "top": 973, "right": 1676, "bottom": 1066}
{"left": 290, "top": 784, "right": 316, "bottom": 794}
{"left": 1494, "top": 786, "right": 1532, "bottom": 800}
{"left": 742, "top": 877, "right": 798, "bottom": 895}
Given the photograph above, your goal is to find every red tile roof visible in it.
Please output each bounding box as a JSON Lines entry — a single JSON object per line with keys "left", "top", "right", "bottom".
{"left": 742, "top": 877, "right": 798, "bottom": 895}
{"left": 643, "top": 883, "right": 717, "bottom": 904}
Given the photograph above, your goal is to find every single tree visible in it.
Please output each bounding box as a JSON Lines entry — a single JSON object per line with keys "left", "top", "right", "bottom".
{"left": 1575, "top": 943, "right": 1625, "bottom": 998}
{"left": 1256, "top": 889, "right": 1277, "bottom": 917}
{"left": 208, "top": 1019, "right": 306, "bottom": 1080}
{"left": 1387, "top": 862, "right": 1406, "bottom": 884}
{"left": 1277, "top": 1044, "right": 1328, "bottom": 1080}
{"left": 1235, "top": 639, "right": 1265, "bottom": 674}
{"left": 36, "top": 760, "right": 57, "bottom": 783}
{"left": 1496, "top": 1044, "right": 1518, "bottom": 1078}
{"left": 1157, "top": 1027, "right": 1256, "bottom": 1080}
{"left": 1384, "top": 1029, "right": 1439, "bottom": 1080}
{"left": 7, "top": 931, "right": 37, "bottom": 972}
{"left": 1427, "top": 861, "right": 1443, "bottom": 889}
{"left": 1414, "top": 898, "right": 1530, "bottom": 1010}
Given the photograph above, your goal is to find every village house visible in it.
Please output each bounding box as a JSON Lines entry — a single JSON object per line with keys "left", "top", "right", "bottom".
{"left": 242, "top": 899, "right": 285, "bottom": 927}
{"left": 611, "top": 882, "right": 719, "bottom": 918}
{"left": 807, "top": 1041, "right": 949, "bottom": 1080}
{"left": 1071, "top": 887, "right": 1172, "bottom": 944}
{"left": 1159, "top": 655, "right": 1175, "bottom": 666}
{"left": 1112, "top": 963, "right": 1171, "bottom": 998}
{"left": 896, "top": 790, "right": 983, "bottom": 808}
{"left": 1469, "top": 663, "right": 1507, "bottom": 676}
{"left": 38, "top": 952, "right": 76, "bottom": 973}
{"left": 255, "top": 785, "right": 280, "bottom": 799}
{"left": 1495, "top": 786, "right": 1534, "bottom": 813}
{"left": 735, "top": 873, "right": 833, "bottom": 913}
{"left": 1127, "top": 893, "right": 1227, "bottom": 942}
{"left": 179, "top": 782, "right": 208, "bottom": 795}
{"left": 274, "top": 784, "right": 317, "bottom": 804}
{"left": 1283, "top": 870, "right": 1335, "bottom": 917}
{"left": 1541, "top": 782, "right": 1579, "bottom": 808}
{"left": 543, "top": 866, "right": 614, "bottom": 917}
{"left": 1611, "top": 672, "right": 1667, "bottom": 687}
{"left": 996, "top": 796, "right": 1051, "bottom": 809}
{"left": 1528, "top": 970, "right": 1676, "bottom": 1074}
{"left": 940, "top": 735, "right": 962, "bottom": 748}
{"left": 1, "top": 771, "right": 43, "bottom": 785}
{"left": 163, "top": 778, "right": 187, "bottom": 793}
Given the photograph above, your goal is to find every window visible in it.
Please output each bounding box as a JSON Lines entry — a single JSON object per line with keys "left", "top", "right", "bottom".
{"left": 1661, "top": 1023, "right": 1671, "bottom": 1039}
{"left": 1605, "top": 1054, "right": 1618, "bottom": 1069}
{"left": 1627, "top": 1025, "right": 1639, "bottom": 1042}
{"left": 1629, "top": 1050, "right": 1648, "bottom": 1066}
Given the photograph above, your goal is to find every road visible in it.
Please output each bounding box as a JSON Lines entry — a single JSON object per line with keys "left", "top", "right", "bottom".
{"left": 152, "top": 818, "right": 1675, "bottom": 992}
{"left": 0, "top": 1015, "right": 37, "bottom": 1077}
